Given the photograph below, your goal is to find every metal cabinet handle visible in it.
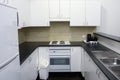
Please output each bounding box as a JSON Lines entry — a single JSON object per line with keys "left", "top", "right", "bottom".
{"left": 28, "top": 57, "right": 32, "bottom": 63}
{"left": 17, "top": 12, "right": 19, "bottom": 27}
{"left": 96, "top": 68, "right": 101, "bottom": 79}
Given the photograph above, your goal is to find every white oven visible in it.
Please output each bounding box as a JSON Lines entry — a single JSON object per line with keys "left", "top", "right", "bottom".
{"left": 49, "top": 47, "right": 71, "bottom": 72}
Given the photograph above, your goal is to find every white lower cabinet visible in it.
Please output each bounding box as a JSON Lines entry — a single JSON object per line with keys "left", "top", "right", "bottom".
{"left": 20, "top": 48, "right": 39, "bottom": 80}
{"left": 71, "top": 47, "right": 82, "bottom": 72}
{"left": 83, "top": 51, "right": 108, "bottom": 80}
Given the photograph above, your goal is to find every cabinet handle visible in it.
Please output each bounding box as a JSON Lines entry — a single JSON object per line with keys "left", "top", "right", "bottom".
{"left": 17, "top": 12, "right": 19, "bottom": 27}
{"left": 28, "top": 57, "right": 32, "bottom": 63}
{"left": 96, "top": 68, "right": 99, "bottom": 75}
{"left": 96, "top": 69, "right": 101, "bottom": 79}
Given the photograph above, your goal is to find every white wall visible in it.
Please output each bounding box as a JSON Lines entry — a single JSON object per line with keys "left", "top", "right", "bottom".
{"left": 96, "top": 0, "right": 120, "bottom": 37}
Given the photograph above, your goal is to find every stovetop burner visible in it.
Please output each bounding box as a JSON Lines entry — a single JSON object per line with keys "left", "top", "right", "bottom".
{"left": 49, "top": 41, "right": 70, "bottom": 45}
{"left": 52, "top": 41, "right": 58, "bottom": 44}
{"left": 60, "top": 41, "right": 65, "bottom": 44}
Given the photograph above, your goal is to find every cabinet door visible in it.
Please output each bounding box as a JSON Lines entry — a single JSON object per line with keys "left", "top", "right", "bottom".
{"left": 60, "top": 0, "right": 70, "bottom": 20}
{"left": 86, "top": 1, "right": 101, "bottom": 26}
{"left": 20, "top": 49, "right": 39, "bottom": 80}
{"left": 49, "top": 0, "right": 59, "bottom": 20}
{"left": 84, "top": 51, "right": 108, "bottom": 80}
{"left": 20, "top": 57, "right": 32, "bottom": 80}
{"left": 30, "top": 0, "right": 50, "bottom": 26}
{"left": 70, "top": 0, "right": 85, "bottom": 26}
{"left": 71, "top": 47, "right": 81, "bottom": 72}
{"left": 29, "top": 49, "right": 39, "bottom": 80}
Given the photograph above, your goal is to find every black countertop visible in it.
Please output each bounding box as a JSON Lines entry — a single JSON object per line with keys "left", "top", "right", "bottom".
{"left": 83, "top": 44, "right": 119, "bottom": 80}
{"left": 19, "top": 41, "right": 119, "bottom": 80}
{"left": 19, "top": 41, "right": 83, "bottom": 64}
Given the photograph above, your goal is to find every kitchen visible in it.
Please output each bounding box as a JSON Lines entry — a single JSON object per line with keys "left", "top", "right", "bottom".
{"left": 0, "top": 0, "right": 120, "bottom": 80}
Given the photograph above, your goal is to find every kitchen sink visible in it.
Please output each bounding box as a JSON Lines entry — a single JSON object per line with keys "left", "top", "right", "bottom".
{"left": 109, "top": 66, "right": 120, "bottom": 78}
{"left": 100, "top": 58, "right": 120, "bottom": 65}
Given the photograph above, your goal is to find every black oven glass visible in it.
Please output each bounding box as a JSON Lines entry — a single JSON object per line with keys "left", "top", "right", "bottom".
{"left": 50, "top": 58, "right": 70, "bottom": 65}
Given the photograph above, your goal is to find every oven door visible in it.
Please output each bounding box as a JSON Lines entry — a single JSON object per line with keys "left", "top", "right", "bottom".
{"left": 49, "top": 56, "right": 70, "bottom": 72}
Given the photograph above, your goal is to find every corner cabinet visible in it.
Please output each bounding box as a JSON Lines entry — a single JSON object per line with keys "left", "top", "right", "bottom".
{"left": 20, "top": 48, "right": 39, "bottom": 80}
{"left": 30, "top": 0, "right": 50, "bottom": 26}
{"left": 70, "top": 0, "right": 101, "bottom": 27}
{"left": 49, "top": 0, "right": 70, "bottom": 21}
{"left": 71, "top": 47, "right": 82, "bottom": 72}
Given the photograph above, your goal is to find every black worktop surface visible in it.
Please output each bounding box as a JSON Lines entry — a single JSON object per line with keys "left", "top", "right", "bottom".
{"left": 19, "top": 41, "right": 119, "bottom": 80}
{"left": 19, "top": 41, "right": 83, "bottom": 64}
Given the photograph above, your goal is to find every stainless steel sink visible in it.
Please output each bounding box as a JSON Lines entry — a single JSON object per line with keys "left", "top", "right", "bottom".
{"left": 91, "top": 49, "right": 120, "bottom": 79}
{"left": 100, "top": 58, "right": 120, "bottom": 65}
{"left": 109, "top": 66, "right": 120, "bottom": 78}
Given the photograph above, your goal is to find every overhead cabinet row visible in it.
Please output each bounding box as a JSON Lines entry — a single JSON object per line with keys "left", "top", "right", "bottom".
{"left": 0, "top": 0, "right": 101, "bottom": 27}
{"left": 30, "top": 0, "right": 101, "bottom": 27}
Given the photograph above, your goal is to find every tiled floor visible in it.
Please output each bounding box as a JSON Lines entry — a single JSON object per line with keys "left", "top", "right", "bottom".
{"left": 37, "top": 72, "right": 85, "bottom": 80}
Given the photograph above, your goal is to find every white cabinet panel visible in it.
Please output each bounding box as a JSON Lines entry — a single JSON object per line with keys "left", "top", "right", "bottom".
{"left": 20, "top": 49, "right": 38, "bottom": 80}
{"left": 49, "top": 0, "right": 70, "bottom": 21}
{"left": 29, "top": 49, "right": 38, "bottom": 80}
{"left": 70, "top": 0, "right": 85, "bottom": 26}
{"left": 86, "top": 1, "right": 101, "bottom": 26}
{"left": 49, "top": 0, "right": 59, "bottom": 19}
{"left": 30, "top": 0, "right": 50, "bottom": 26}
{"left": 84, "top": 51, "right": 108, "bottom": 80}
{"left": 60, "top": 0, "right": 70, "bottom": 19}
{"left": 70, "top": 0, "right": 101, "bottom": 27}
{"left": 71, "top": 47, "right": 81, "bottom": 72}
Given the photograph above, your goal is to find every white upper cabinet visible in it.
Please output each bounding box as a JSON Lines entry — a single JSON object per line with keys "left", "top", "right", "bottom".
{"left": 49, "top": 0, "right": 70, "bottom": 21}
{"left": 30, "top": 0, "right": 50, "bottom": 26}
{"left": 49, "top": 0, "right": 59, "bottom": 20}
{"left": 70, "top": 0, "right": 101, "bottom": 27}
{"left": 60, "top": 0, "right": 70, "bottom": 19}
{"left": 70, "top": 0, "right": 85, "bottom": 26}
{"left": 86, "top": 1, "right": 101, "bottom": 26}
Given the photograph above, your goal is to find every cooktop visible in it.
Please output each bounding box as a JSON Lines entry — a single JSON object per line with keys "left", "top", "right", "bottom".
{"left": 49, "top": 41, "right": 70, "bottom": 45}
